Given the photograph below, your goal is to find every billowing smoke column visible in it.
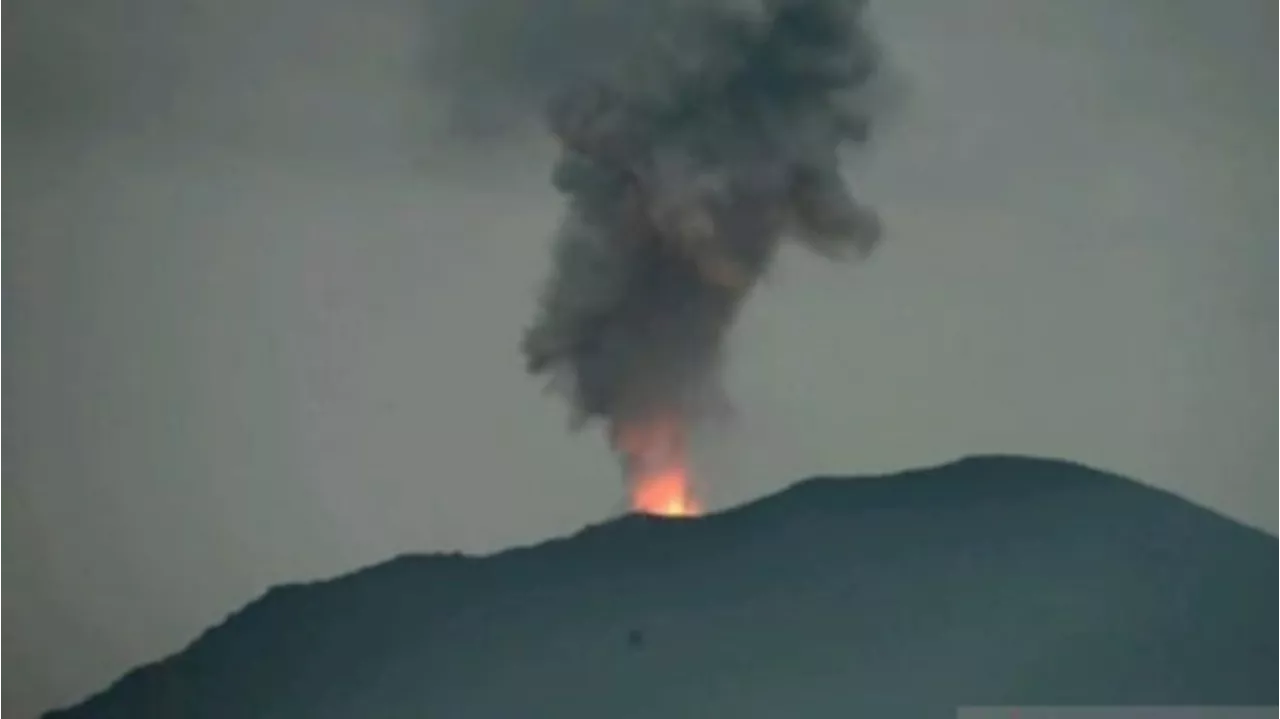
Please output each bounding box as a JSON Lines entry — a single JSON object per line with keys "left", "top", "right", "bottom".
{"left": 518, "top": 0, "right": 886, "bottom": 476}
{"left": 426, "top": 0, "right": 887, "bottom": 498}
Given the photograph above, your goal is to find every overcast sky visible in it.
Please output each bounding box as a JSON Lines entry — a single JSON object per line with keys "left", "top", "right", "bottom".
{"left": 5, "top": 0, "right": 1275, "bottom": 716}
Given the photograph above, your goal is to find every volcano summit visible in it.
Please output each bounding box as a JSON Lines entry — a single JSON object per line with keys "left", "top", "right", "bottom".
{"left": 46, "top": 456, "right": 1277, "bottom": 718}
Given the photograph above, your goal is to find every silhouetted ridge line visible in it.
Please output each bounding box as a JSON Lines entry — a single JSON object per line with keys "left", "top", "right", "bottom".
{"left": 46, "top": 455, "right": 1276, "bottom": 719}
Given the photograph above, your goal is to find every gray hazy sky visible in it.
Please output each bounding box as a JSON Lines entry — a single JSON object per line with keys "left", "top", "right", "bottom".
{"left": 5, "top": 0, "right": 1275, "bottom": 716}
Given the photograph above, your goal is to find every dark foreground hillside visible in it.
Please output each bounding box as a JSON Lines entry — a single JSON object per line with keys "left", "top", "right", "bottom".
{"left": 47, "top": 456, "right": 1277, "bottom": 718}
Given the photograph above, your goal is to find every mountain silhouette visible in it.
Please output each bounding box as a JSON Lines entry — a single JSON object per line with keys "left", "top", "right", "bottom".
{"left": 45, "top": 456, "right": 1276, "bottom": 718}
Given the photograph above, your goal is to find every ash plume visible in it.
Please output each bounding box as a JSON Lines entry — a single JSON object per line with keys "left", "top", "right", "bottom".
{"left": 428, "top": 0, "right": 887, "bottom": 452}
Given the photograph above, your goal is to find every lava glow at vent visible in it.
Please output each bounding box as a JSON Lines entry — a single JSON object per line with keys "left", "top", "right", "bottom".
{"left": 631, "top": 464, "right": 702, "bottom": 517}
{"left": 613, "top": 415, "right": 704, "bottom": 518}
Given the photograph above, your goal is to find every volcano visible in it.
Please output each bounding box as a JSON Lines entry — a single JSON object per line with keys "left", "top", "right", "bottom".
{"left": 44, "top": 456, "right": 1276, "bottom": 718}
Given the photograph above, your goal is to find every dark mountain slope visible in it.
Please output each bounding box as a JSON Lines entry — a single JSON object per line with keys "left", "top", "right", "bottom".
{"left": 47, "top": 455, "right": 1277, "bottom": 718}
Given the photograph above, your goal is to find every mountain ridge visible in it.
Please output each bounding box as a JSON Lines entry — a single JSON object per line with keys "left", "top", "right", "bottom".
{"left": 46, "top": 454, "right": 1277, "bottom": 718}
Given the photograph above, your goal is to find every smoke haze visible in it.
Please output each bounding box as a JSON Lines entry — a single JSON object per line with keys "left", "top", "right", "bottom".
{"left": 425, "top": 0, "right": 888, "bottom": 455}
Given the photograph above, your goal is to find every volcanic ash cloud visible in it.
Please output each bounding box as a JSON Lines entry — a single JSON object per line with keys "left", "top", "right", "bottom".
{"left": 427, "top": 0, "right": 888, "bottom": 490}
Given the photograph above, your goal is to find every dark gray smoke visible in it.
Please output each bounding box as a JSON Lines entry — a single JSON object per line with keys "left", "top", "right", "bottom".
{"left": 428, "top": 0, "right": 886, "bottom": 454}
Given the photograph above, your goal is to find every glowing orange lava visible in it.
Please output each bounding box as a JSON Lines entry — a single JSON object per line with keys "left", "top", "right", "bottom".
{"left": 613, "top": 414, "right": 704, "bottom": 518}
{"left": 631, "top": 464, "right": 703, "bottom": 517}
